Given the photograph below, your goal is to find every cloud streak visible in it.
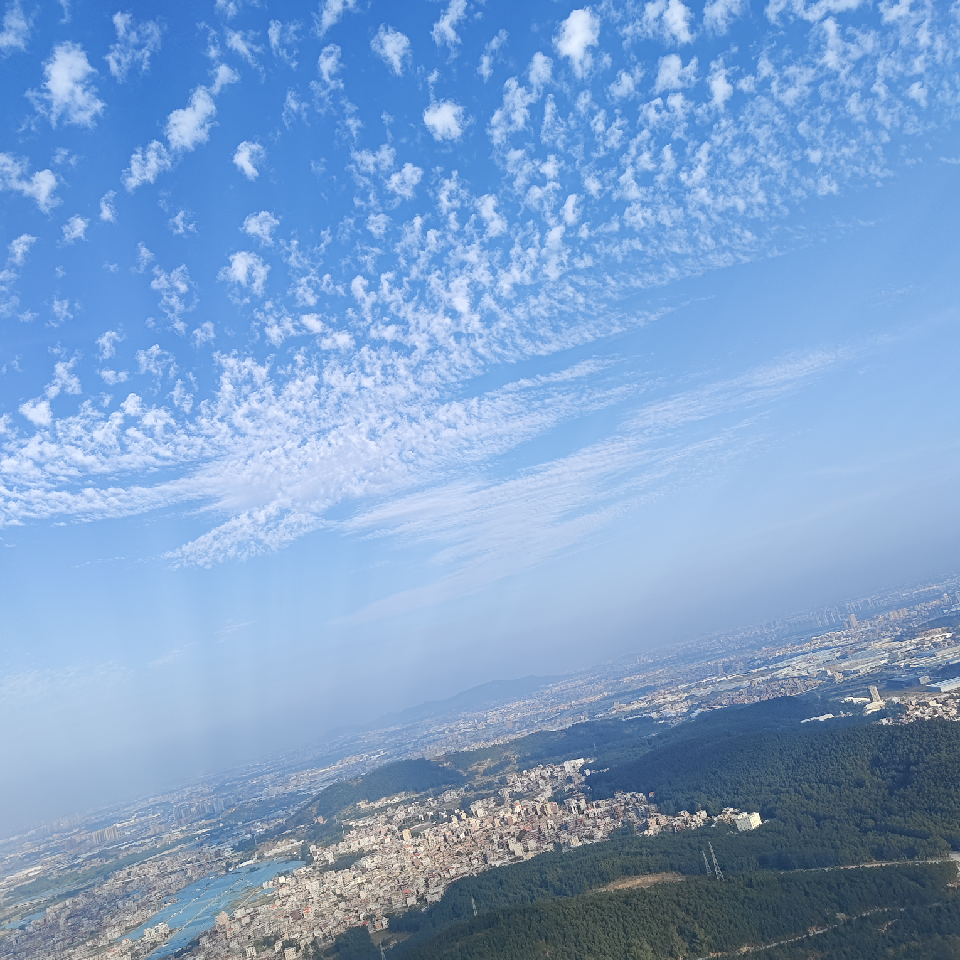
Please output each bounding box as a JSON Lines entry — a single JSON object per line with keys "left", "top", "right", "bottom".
{"left": 338, "top": 349, "right": 845, "bottom": 620}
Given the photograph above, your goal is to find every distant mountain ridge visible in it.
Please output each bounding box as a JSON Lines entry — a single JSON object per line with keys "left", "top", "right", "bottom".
{"left": 362, "top": 674, "right": 565, "bottom": 731}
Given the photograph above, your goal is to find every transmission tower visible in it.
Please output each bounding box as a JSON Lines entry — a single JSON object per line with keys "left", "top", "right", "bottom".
{"left": 709, "top": 842, "right": 724, "bottom": 881}
{"left": 702, "top": 850, "right": 712, "bottom": 876}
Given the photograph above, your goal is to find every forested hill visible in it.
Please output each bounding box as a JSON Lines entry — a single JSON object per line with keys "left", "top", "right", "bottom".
{"left": 590, "top": 709, "right": 960, "bottom": 833}
{"left": 296, "top": 693, "right": 836, "bottom": 834}
{"left": 399, "top": 864, "right": 960, "bottom": 960}
{"left": 290, "top": 710, "right": 665, "bottom": 834}
{"left": 289, "top": 759, "right": 464, "bottom": 829}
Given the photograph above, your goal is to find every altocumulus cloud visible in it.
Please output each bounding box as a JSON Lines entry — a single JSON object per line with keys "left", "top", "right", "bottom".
{"left": 27, "top": 41, "right": 105, "bottom": 127}
{"left": 233, "top": 140, "right": 265, "bottom": 180}
{"left": 423, "top": 100, "right": 466, "bottom": 140}
{"left": 123, "top": 64, "right": 238, "bottom": 190}
{"left": 0, "top": 0, "right": 958, "bottom": 589}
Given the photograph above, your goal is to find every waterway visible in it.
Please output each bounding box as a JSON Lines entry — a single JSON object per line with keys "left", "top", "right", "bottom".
{"left": 124, "top": 859, "right": 303, "bottom": 958}
{"left": 2, "top": 908, "right": 46, "bottom": 930}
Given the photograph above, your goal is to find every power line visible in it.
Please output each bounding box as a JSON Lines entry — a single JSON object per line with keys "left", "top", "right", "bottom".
{"left": 709, "top": 842, "right": 724, "bottom": 881}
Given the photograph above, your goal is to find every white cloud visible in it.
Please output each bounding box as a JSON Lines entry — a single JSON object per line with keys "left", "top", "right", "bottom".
{"left": 488, "top": 77, "right": 538, "bottom": 144}
{"left": 477, "top": 194, "right": 507, "bottom": 236}
{"left": 193, "top": 321, "right": 215, "bottom": 345}
{"left": 124, "top": 71, "right": 238, "bottom": 191}
{"left": 99, "top": 190, "right": 116, "bottom": 222}
{"left": 105, "top": 12, "right": 161, "bottom": 81}
{"left": 655, "top": 53, "right": 697, "bottom": 90}
{"left": 529, "top": 51, "right": 553, "bottom": 88}
{"left": 119, "top": 393, "right": 143, "bottom": 415}
{"left": 766, "top": 0, "right": 864, "bottom": 21}
{"left": 219, "top": 251, "right": 269, "bottom": 297}
{"left": 353, "top": 143, "right": 395, "bottom": 175}
{"left": 317, "top": 43, "right": 343, "bottom": 86}
{"left": 554, "top": 8, "right": 600, "bottom": 79}
{"left": 634, "top": 0, "right": 696, "bottom": 44}
{"left": 703, "top": 0, "right": 748, "bottom": 33}
{"left": 243, "top": 210, "right": 280, "bottom": 245}
{"left": 283, "top": 88, "right": 310, "bottom": 126}
{"left": 211, "top": 63, "right": 239, "bottom": 94}
{"left": 8, "top": 233, "right": 36, "bottom": 265}
{"left": 366, "top": 212, "right": 390, "bottom": 238}
{"left": 29, "top": 42, "right": 104, "bottom": 127}
{"left": 662, "top": 0, "right": 695, "bottom": 41}
{"left": 168, "top": 210, "right": 197, "bottom": 235}
{"left": 0, "top": 0, "right": 31, "bottom": 55}
{"left": 52, "top": 147, "right": 78, "bottom": 168}
{"left": 150, "top": 264, "right": 197, "bottom": 331}
{"left": 424, "top": 100, "right": 466, "bottom": 141}
{"left": 321, "top": 331, "right": 353, "bottom": 351}
{"left": 386, "top": 162, "right": 423, "bottom": 199}
{"left": 167, "top": 86, "right": 217, "bottom": 151}
{"left": 709, "top": 64, "right": 734, "bottom": 107}
{"left": 609, "top": 68, "right": 637, "bottom": 99}
{"left": 907, "top": 80, "right": 927, "bottom": 107}
{"left": 98, "top": 368, "right": 128, "bottom": 385}
{"left": 233, "top": 141, "right": 265, "bottom": 180}
{"left": 478, "top": 29, "right": 507, "bottom": 81}
{"left": 169, "top": 380, "right": 192, "bottom": 412}
{"left": 96, "top": 329, "right": 122, "bottom": 359}
{"left": 0, "top": 153, "right": 57, "bottom": 210}
{"left": 122, "top": 141, "right": 172, "bottom": 191}
{"left": 257, "top": 302, "right": 300, "bottom": 345}
{"left": 133, "top": 242, "right": 154, "bottom": 273}
{"left": 19, "top": 398, "right": 52, "bottom": 426}
{"left": 50, "top": 298, "right": 73, "bottom": 325}
{"left": 432, "top": 0, "right": 467, "bottom": 50}
{"left": 136, "top": 344, "right": 177, "bottom": 379}
{"left": 562, "top": 193, "right": 580, "bottom": 225}
{"left": 226, "top": 29, "right": 263, "bottom": 69}
{"left": 315, "top": 0, "right": 357, "bottom": 36}
{"left": 268, "top": 19, "right": 299, "bottom": 67}
{"left": 61, "top": 214, "right": 88, "bottom": 243}
{"left": 214, "top": 0, "right": 256, "bottom": 16}
{"left": 371, "top": 25, "right": 410, "bottom": 76}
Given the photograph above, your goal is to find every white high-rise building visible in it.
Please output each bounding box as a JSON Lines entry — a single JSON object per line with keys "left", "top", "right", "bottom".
{"left": 735, "top": 812, "right": 762, "bottom": 832}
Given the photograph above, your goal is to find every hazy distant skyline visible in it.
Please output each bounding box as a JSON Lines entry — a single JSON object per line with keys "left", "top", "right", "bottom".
{"left": 2, "top": 0, "right": 960, "bottom": 831}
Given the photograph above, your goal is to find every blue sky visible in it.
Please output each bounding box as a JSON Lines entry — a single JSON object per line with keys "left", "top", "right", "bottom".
{"left": 1, "top": 0, "right": 960, "bottom": 830}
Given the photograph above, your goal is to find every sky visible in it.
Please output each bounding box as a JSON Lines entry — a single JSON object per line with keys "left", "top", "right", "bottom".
{"left": 1, "top": 0, "right": 960, "bottom": 832}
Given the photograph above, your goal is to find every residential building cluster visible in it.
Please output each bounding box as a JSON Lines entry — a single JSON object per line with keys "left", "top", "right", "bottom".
{"left": 183, "top": 764, "right": 757, "bottom": 960}
{"left": 881, "top": 693, "right": 960, "bottom": 725}
{"left": 0, "top": 849, "right": 221, "bottom": 960}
